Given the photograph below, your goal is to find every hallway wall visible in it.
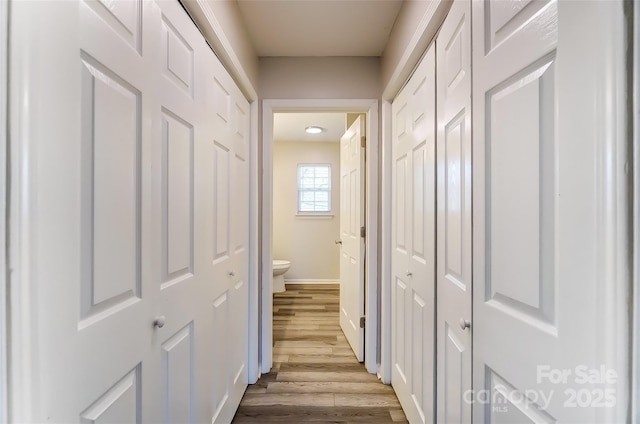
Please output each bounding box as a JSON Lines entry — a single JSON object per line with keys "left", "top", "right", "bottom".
{"left": 380, "top": 0, "right": 450, "bottom": 99}
{"left": 259, "top": 57, "right": 381, "bottom": 100}
{"left": 258, "top": 56, "right": 382, "bottom": 276}
{"left": 273, "top": 141, "right": 340, "bottom": 281}
{"left": 182, "top": 0, "right": 259, "bottom": 98}
{"left": 259, "top": 56, "right": 382, "bottom": 284}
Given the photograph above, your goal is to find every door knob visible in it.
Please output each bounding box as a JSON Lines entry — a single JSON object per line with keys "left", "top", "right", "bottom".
{"left": 335, "top": 240, "right": 342, "bottom": 245}
{"left": 459, "top": 318, "right": 471, "bottom": 330}
{"left": 153, "top": 315, "right": 166, "bottom": 329}
{"left": 405, "top": 270, "right": 412, "bottom": 277}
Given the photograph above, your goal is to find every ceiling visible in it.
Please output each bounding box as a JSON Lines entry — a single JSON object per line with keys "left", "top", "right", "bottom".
{"left": 239, "top": 2, "right": 400, "bottom": 140}
{"left": 274, "top": 113, "right": 347, "bottom": 143}
{"left": 236, "top": 0, "right": 404, "bottom": 57}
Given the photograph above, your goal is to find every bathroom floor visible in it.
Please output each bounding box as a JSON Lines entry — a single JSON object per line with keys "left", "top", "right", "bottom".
{"left": 232, "top": 284, "right": 408, "bottom": 423}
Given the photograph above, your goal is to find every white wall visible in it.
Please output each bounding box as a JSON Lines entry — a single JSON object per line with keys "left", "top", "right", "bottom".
{"left": 273, "top": 141, "right": 340, "bottom": 281}
{"left": 182, "top": 0, "right": 259, "bottom": 99}
{"left": 259, "top": 55, "right": 381, "bottom": 285}
{"left": 380, "top": 0, "right": 451, "bottom": 99}
{"left": 0, "top": 0, "right": 7, "bottom": 419}
{"left": 260, "top": 57, "right": 381, "bottom": 99}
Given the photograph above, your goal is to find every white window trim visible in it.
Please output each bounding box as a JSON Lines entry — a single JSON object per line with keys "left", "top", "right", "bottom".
{"left": 297, "top": 163, "right": 332, "bottom": 214}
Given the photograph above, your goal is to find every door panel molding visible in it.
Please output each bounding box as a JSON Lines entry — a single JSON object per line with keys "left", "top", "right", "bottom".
{"left": 80, "top": 365, "right": 142, "bottom": 424}
{"left": 0, "top": 0, "right": 7, "bottom": 419}
{"left": 472, "top": 1, "right": 630, "bottom": 421}
{"left": 436, "top": 2, "right": 473, "bottom": 422}
{"left": 391, "top": 42, "right": 436, "bottom": 424}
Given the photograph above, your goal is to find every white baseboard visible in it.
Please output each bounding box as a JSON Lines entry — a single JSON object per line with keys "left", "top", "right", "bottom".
{"left": 284, "top": 279, "right": 340, "bottom": 284}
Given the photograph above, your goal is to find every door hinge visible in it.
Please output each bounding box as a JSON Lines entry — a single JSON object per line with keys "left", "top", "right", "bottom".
{"left": 361, "top": 136, "right": 366, "bottom": 148}
{"left": 359, "top": 316, "right": 366, "bottom": 328}
{"left": 360, "top": 226, "right": 366, "bottom": 238}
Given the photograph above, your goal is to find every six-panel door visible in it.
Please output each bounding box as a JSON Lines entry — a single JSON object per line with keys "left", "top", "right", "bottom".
{"left": 391, "top": 42, "right": 437, "bottom": 424}
{"left": 471, "top": 0, "right": 609, "bottom": 422}
{"left": 436, "top": 1, "right": 473, "bottom": 422}
{"left": 339, "top": 116, "right": 366, "bottom": 361}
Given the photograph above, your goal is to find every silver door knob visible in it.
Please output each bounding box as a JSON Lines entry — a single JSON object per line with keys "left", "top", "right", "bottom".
{"left": 406, "top": 270, "right": 412, "bottom": 277}
{"left": 228, "top": 271, "right": 235, "bottom": 277}
{"left": 153, "top": 315, "right": 166, "bottom": 328}
{"left": 459, "top": 318, "right": 471, "bottom": 330}
{"left": 335, "top": 240, "right": 342, "bottom": 245}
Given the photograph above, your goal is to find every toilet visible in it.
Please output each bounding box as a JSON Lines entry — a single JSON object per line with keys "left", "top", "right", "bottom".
{"left": 272, "top": 260, "right": 291, "bottom": 293}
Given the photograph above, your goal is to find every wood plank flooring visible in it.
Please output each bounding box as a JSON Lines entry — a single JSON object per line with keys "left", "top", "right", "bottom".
{"left": 233, "top": 284, "right": 408, "bottom": 423}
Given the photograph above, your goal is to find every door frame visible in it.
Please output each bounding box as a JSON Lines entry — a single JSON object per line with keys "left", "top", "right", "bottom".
{"left": 633, "top": 0, "right": 640, "bottom": 419}
{"left": 261, "top": 99, "right": 378, "bottom": 375}
{"left": 248, "top": 100, "right": 260, "bottom": 384}
{"left": 0, "top": 0, "right": 7, "bottom": 419}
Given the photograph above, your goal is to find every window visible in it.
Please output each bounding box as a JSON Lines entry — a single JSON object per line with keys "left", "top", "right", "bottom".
{"left": 297, "top": 164, "right": 331, "bottom": 213}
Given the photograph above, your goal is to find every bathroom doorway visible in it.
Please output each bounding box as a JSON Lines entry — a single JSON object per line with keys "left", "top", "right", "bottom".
{"left": 271, "top": 112, "right": 368, "bottom": 360}
{"left": 271, "top": 112, "right": 345, "bottom": 290}
{"left": 261, "top": 99, "right": 379, "bottom": 376}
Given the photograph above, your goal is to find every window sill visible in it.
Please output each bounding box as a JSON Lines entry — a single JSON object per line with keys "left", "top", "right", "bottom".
{"left": 295, "top": 213, "right": 335, "bottom": 219}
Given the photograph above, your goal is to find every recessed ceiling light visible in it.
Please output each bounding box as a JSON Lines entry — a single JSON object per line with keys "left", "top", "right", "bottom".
{"left": 305, "top": 126, "right": 323, "bottom": 134}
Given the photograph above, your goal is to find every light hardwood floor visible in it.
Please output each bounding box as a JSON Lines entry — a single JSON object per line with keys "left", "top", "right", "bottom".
{"left": 232, "top": 284, "right": 408, "bottom": 423}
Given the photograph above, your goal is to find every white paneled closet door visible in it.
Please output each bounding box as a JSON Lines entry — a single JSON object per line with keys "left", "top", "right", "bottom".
{"left": 9, "top": 1, "right": 250, "bottom": 422}
{"left": 435, "top": 1, "right": 473, "bottom": 422}
{"left": 472, "top": 0, "right": 626, "bottom": 421}
{"left": 391, "top": 43, "right": 436, "bottom": 424}
{"left": 472, "top": 1, "right": 564, "bottom": 420}
{"left": 146, "top": 1, "right": 205, "bottom": 421}
{"left": 206, "top": 39, "right": 251, "bottom": 423}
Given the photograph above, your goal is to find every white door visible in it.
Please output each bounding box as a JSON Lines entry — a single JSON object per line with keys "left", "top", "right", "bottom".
{"left": 472, "top": 1, "right": 562, "bottom": 420}
{"left": 206, "top": 48, "right": 251, "bottom": 423}
{"left": 145, "top": 1, "right": 207, "bottom": 421}
{"left": 435, "top": 1, "right": 473, "bottom": 423}
{"left": 8, "top": 1, "right": 249, "bottom": 422}
{"left": 472, "top": 1, "right": 626, "bottom": 421}
{"left": 391, "top": 43, "right": 436, "bottom": 423}
{"left": 339, "top": 116, "right": 365, "bottom": 361}
{"left": 149, "top": 2, "right": 250, "bottom": 422}
{"left": 8, "top": 1, "right": 160, "bottom": 420}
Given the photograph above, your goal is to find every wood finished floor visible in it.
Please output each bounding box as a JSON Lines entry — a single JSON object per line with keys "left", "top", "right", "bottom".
{"left": 233, "top": 284, "right": 408, "bottom": 423}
